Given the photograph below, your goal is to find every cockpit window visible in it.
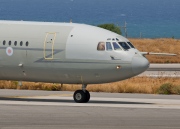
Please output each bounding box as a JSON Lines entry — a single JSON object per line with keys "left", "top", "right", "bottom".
{"left": 106, "top": 42, "right": 112, "bottom": 51}
{"left": 112, "top": 42, "right": 122, "bottom": 50}
{"left": 118, "top": 42, "right": 130, "bottom": 50}
{"left": 97, "top": 42, "right": 105, "bottom": 51}
{"left": 127, "top": 42, "right": 135, "bottom": 48}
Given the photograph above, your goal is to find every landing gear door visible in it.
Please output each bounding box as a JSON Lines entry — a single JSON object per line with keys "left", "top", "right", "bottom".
{"left": 44, "top": 32, "right": 56, "bottom": 60}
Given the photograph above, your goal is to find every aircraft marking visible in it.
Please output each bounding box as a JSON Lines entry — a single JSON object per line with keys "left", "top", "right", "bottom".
{"left": 35, "top": 50, "right": 64, "bottom": 63}
{"left": 6, "top": 47, "right": 13, "bottom": 56}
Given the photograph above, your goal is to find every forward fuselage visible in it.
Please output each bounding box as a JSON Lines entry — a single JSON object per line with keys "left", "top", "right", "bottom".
{"left": 0, "top": 21, "right": 149, "bottom": 84}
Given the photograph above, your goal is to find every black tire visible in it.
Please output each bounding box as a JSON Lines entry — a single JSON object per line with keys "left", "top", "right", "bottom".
{"left": 84, "top": 90, "right": 90, "bottom": 103}
{"left": 73, "top": 90, "right": 86, "bottom": 103}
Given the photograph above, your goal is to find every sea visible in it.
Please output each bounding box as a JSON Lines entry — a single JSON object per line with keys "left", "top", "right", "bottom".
{"left": 0, "top": 0, "right": 180, "bottom": 38}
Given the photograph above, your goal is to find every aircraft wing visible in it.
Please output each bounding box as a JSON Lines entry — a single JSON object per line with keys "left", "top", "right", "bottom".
{"left": 140, "top": 52, "right": 177, "bottom": 56}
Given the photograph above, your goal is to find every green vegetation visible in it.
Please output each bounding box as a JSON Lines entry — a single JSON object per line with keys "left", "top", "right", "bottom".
{"left": 157, "top": 83, "right": 180, "bottom": 95}
{"left": 97, "top": 23, "right": 122, "bottom": 35}
{"left": 157, "top": 83, "right": 173, "bottom": 94}
{"left": 172, "top": 85, "right": 180, "bottom": 95}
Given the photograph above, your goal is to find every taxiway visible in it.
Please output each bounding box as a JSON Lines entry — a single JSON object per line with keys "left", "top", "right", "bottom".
{"left": 0, "top": 89, "right": 180, "bottom": 129}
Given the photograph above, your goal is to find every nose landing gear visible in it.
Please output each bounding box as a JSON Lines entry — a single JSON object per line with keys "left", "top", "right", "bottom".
{"left": 73, "top": 84, "right": 90, "bottom": 103}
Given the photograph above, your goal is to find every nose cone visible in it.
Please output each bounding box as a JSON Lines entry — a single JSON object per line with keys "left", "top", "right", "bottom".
{"left": 132, "top": 56, "right": 149, "bottom": 75}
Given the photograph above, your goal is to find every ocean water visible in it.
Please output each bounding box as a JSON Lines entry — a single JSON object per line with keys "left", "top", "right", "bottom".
{"left": 0, "top": 0, "right": 180, "bottom": 38}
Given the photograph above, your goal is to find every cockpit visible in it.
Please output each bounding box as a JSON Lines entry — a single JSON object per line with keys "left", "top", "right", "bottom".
{"left": 97, "top": 38, "right": 135, "bottom": 51}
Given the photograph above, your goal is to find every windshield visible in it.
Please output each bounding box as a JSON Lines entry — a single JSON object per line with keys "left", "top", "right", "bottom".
{"left": 127, "top": 42, "right": 135, "bottom": 48}
{"left": 118, "top": 42, "right": 130, "bottom": 50}
{"left": 106, "top": 42, "right": 113, "bottom": 51}
{"left": 112, "top": 42, "right": 122, "bottom": 50}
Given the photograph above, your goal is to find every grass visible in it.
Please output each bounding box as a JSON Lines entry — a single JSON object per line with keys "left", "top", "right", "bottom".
{"left": 130, "top": 38, "right": 180, "bottom": 63}
{"left": 0, "top": 77, "right": 180, "bottom": 94}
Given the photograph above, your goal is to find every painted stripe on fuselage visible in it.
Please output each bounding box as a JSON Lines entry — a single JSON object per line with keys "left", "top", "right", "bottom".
{"left": 0, "top": 46, "right": 130, "bottom": 64}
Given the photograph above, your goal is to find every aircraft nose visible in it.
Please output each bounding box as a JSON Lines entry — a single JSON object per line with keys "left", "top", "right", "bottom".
{"left": 132, "top": 56, "right": 150, "bottom": 75}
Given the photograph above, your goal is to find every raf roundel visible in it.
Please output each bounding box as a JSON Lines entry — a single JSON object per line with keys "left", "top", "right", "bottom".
{"left": 6, "top": 47, "right": 13, "bottom": 56}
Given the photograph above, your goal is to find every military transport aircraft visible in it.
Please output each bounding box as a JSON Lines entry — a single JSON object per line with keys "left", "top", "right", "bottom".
{"left": 0, "top": 20, "right": 176, "bottom": 103}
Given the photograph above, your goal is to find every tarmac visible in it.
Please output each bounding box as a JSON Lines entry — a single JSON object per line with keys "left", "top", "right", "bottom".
{"left": 0, "top": 89, "right": 180, "bottom": 129}
{"left": 140, "top": 64, "right": 180, "bottom": 77}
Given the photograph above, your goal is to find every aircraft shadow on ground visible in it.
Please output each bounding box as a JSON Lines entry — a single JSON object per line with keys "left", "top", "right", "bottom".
{"left": 0, "top": 97, "right": 153, "bottom": 105}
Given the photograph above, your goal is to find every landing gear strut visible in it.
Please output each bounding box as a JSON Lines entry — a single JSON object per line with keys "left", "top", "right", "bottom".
{"left": 73, "top": 84, "right": 90, "bottom": 103}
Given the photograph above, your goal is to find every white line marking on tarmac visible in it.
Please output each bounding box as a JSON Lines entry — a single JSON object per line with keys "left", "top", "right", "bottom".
{"left": 0, "top": 96, "right": 180, "bottom": 109}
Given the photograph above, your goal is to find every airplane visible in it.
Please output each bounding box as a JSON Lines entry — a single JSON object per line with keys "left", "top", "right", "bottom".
{"left": 0, "top": 20, "right": 176, "bottom": 103}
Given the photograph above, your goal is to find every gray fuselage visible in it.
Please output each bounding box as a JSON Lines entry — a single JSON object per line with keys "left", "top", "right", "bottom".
{"left": 0, "top": 20, "right": 149, "bottom": 84}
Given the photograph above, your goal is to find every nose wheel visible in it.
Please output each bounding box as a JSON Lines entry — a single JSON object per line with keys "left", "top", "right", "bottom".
{"left": 73, "top": 84, "right": 90, "bottom": 103}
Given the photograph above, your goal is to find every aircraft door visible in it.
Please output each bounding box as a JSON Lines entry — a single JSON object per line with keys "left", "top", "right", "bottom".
{"left": 44, "top": 32, "right": 56, "bottom": 59}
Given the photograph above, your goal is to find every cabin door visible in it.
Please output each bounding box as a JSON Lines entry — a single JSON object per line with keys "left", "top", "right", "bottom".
{"left": 43, "top": 32, "right": 56, "bottom": 59}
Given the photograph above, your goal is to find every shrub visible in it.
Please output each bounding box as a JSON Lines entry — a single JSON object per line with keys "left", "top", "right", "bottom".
{"left": 97, "top": 23, "right": 122, "bottom": 35}
{"left": 172, "top": 85, "right": 180, "bottom": 95}
{"left": 157, "top": 83, "right": 173, "bottom": 94}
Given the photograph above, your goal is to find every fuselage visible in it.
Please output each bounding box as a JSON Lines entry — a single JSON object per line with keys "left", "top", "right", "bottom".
{"left": 0, "top": 20, "right": 149, "bottom": 84}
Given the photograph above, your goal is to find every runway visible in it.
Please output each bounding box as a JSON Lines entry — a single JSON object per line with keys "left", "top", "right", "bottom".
{"left": 0, "top": 89, "right": 180, "bottom": 129}
{"left": 140, "top": 64, "right": 180, "bottom": 77}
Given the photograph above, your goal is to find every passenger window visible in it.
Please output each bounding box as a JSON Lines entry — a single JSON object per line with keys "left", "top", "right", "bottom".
{"left": 3, "top": 40, "right": 6, "bottom": 45}
{"left": 97, "top": 42, "right": 105, "bottom": 51}
{"left": 127, "top": 42, "right": 135, "bottom": 48}
{"left": 20, "top": 41, "right": 23, "bottom": 46}
{"left": 26, "top": 41, "right": 29, "bottom": 46}
{"left": 112, "top": 42, "right": 122, "bottom": 50}
{"left": 9, "top": 41, "right": 11, "bottom": 46}
{"left": 119, "top": 42, "right": 130, "bottom": 50}
{"left": 14, "top": 41, "right": 17, "bottom": 46}
{"left": 106, "top": 42, "right": 112, "bottom": 51}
